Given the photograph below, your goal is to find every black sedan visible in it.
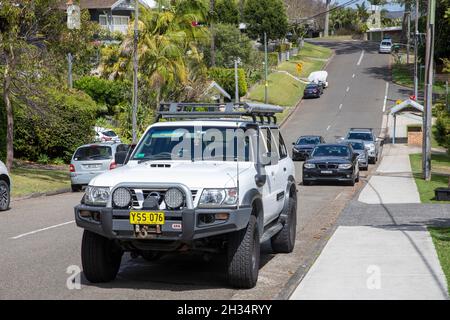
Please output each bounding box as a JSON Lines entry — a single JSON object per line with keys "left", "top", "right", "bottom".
{"left": 303, "top": 83, "right": 323, "bottom": 98}
{"left": 292, "top": 135, "right": 325, "bottom": 161}
{"left": 302, "top": 144, "right": 360, "bottom": 186}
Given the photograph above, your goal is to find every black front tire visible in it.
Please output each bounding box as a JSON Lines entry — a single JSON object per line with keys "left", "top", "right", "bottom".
{"left": 0, "top": 180, "right": 10, "bottom": 211}
{"left": 271, "top": 197, "right": 297, "bottom": 253}
{"left": 141, "top": 250, "right": 162, "bottom": 262}
{"left": 71, "top": 184, "right": 82, "bottom": 192}
{"left": 81, "top": 230, "right": 123, "bottom": 283}
{"left": 227, "top": 215, "right": 260, "bottom": 289}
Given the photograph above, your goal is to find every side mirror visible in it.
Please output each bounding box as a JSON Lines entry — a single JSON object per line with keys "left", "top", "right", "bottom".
{"left": 115, "top": 151, "right": 128, "bottom": 166}
{"left": 124, "top": 143, "right": 137, "bottom": 164}
{"left": 292, "top": 142, "right": 296, "bottom": 145}
{"left": 261, "top": 152, "right": 279, "bottom": 166}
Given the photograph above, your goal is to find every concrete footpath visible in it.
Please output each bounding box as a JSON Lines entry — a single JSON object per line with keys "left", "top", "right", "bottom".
{"left": 290, "top": 144, "right": 449, "bottom": 300}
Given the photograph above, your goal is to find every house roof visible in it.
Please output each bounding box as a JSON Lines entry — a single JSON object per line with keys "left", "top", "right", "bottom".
{"left": 367, "top": 26, "right": 402, "bottom": 33}
{"left": 59, "top": 0, "right": 151, "bottom": 10}
{"left": 389, "top": 99, "right": 424, "bottom": 115}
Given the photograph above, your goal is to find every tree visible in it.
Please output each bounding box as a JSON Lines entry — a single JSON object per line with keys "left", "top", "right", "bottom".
{"left": 216, "top": 0, "right": 239, "bottom": 25}
{"left": 243, "top": 0, "right": 289, "bottom": 42}
{"left": 0, "top": 0, "right": 98, "bottom": 170}
{"left": 356, "top": 2, "right": 370, "bottom": 22}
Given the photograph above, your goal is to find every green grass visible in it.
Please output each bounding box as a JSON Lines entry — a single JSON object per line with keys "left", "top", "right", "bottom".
{"left": 428, "top": 227, "right": 450, "bottom": 292}
{"left": 247, "top": 42, "right": 332, "bottom": 107}
{"left": 247, "top": 73, "right": 305, "bottom": 107}
{"left": 392, "top": 63, "right": 447, "bottom": 95}
{"left": 298, "top": 42, "right": 332, "bottom": 60}
{"left": 10, "top": 167, "right": 70, "bottom": 198}
{"left": 409, "top": 153, "right": 450, "bottom": 203}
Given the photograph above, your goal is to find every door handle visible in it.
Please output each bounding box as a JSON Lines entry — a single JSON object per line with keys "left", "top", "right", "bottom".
{"left": 283, "top": 167, "right": 286, "bottom": 172}
{"left": 271, "top": 171, "right": 275, "bottom": 176}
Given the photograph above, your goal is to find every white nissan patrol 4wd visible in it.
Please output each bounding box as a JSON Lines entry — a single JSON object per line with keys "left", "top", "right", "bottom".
{"left": 75, "top": 102, "right": 297, "bottom": 289}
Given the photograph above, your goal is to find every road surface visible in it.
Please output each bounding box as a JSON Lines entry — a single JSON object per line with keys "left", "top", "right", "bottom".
{"left": 0, "top": 40, "right": 391, "bottom": 299}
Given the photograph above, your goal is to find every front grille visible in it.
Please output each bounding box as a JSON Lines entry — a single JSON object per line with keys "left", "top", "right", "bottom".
{"left": 128, "top": 188, "right": 197, "bottom": 210}
{"left": 317, "top": 163, "right": 338, "bottom": 169}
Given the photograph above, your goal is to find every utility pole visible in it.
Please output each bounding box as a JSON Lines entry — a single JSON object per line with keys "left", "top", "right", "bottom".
{"left": 414, "top": 0, "right": 419, "bottom": 99}
{"left": 324, "top": 0, "right": 331, "bottom": 37}
{"left": 234, "top": 59, "right": 240, "bottom": 103}
{"left": 67, "top": 53, "right": 73, "bottom": 89}
{"left": 264, "top": 32, "right": 268, "bottom": 104}
{"left": 210, "top": 0, "right": 216, "bottom": 67}
{"left": 422, "top": 0, "right": 436, "bottom": 181}
{"left": 132, "top": 0, "right": 139, "bottom": 144}
{"left": 406, "top": 11, "right": 410, "bottom": 64}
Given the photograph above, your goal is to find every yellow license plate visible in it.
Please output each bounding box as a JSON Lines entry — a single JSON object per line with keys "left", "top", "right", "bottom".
{"left": 129, "top": 211, "right": 165, "bottom": 225}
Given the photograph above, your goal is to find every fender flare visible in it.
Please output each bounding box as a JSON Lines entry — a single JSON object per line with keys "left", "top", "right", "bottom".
{"left": 280, "top": 175, "right": 297, "bottom": 223}
{"left": 241, "top": 188, "right": 264, "bottom": 237}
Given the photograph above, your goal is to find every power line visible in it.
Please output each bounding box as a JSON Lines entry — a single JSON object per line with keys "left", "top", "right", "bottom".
{"left": 293, "top": 0, "right": 360, "bottom": 22}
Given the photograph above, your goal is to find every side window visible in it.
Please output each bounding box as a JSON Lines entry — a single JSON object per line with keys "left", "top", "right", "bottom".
{"left": 266, "top": 127, "right": 280, "bottom": 160}
{"left": 278, "top": 132, "right": 288, "bottom": 159}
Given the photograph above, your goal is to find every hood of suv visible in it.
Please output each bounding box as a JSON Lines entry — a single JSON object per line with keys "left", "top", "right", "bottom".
{"left": 89, "top": 161, "right": 253, "bottom": 189}
{"left": 306, "top": 156, "right": 350, "bottom": 164}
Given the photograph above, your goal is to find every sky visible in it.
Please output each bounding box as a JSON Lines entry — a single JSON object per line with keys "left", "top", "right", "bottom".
{"left": 335, "top": 0, "right": 404, "bottom": 11}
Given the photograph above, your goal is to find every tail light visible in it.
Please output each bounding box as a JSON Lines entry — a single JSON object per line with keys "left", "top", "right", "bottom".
{"left": 109, "top": 161, "right": 117, "bottom": 170}
{"left": 69, "top": 164, "right": 75, "bottom": 172}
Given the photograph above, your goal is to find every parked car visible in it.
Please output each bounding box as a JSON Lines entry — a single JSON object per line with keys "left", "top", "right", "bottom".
{"left": 302, "top": 143, "right": 360, "bottom": 186}
{"left": 292, "top": 135, "right": 325, "bottom": 161}
{"left": 70, "top": 143, "right": 129, "bottom": 192}
{"left": 0, "top": 160, "right": 11, "bottom": 211}
{"left": 344, "top": 128, "right": 381, "bottom": 164}
{"left": 94, "top": 126, "right": 121, "bottom": 143}
{"left": 303, "top": 83, "right": 323, "bottom": 98}
{"left": 379, "top": 39, "right": 393, "bottom": 53}
{"left": 338, "top": 139, "right": 369, "bottom": 170}
{"left": 74, "top": 102, "right": 297, "bottom": 289}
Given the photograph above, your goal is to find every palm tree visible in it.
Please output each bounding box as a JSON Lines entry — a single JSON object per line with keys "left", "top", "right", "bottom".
{"left": 356, "top": 2, "right": 369, "bottom": 22}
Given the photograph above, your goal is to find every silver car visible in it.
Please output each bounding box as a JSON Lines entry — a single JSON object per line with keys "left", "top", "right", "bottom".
{"left": 0, "top": 160, "right": 11, "bottom": 211}
{"left": 339, "top": 139, "right": 369, "bottom": 170}
{"left": 70, "top": 143, "right": 129, "bottom": 192}
{"left": 379, "top": 40, "right": 392, "bottom": 53}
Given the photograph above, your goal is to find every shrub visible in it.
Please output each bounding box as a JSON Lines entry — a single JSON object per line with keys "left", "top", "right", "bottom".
{"left": 208, "top": 67, "right": 248, "bottom": 98}
{"left": 74, "top": 76, "right": 130, "bottom": 114}
{"left": 37, "top": 154, "right": 50, "bottom": 165}
{"left": 268, "top": 52, "right": 279, "bottom": 67}
{"left": 433, "top": 103, "right": 450, "bottom": 151}
{"left": 52, "top": 157, "right": 66, "bottom": 165}
{"left": 13, "top": 88, "right": 100, "bottom": 162}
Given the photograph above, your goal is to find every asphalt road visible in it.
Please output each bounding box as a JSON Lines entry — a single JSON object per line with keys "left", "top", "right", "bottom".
{"left": 0, "top": 40, "right": 391, "bottom": 300}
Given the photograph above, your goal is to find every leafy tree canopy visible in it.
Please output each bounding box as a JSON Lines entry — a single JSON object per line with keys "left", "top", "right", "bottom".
{"left": 243, "top": 0, "right": 288, "bottom": 41}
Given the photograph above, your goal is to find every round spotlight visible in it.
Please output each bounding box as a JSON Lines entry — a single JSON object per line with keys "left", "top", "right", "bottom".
{"left": 112, "top": 187, "right": 131, "bottom": 208}
{"left": 164, "top": 188, "right": 184, "bottom": 209}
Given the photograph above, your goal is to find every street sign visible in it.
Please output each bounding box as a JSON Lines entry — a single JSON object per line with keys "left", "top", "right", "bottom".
{"left": 67, "top": 4, "right": 81, "bottom": 30}
{"left": 296, "top": 63, "right": 303, "bottom": 74}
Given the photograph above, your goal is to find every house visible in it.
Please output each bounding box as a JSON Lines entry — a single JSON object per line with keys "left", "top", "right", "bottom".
{"left": 62, "top": 0, "right": 156, "bottom": 34}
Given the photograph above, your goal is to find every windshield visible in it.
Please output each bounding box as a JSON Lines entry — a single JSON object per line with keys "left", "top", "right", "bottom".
{"left": 312, "top": 145, "right": 349, "bottom": 158}
{"left": 297, "top": 137, "right": 320, "bottom": 145}
{"left": 381, "top": 42, "right": 391, "bottom": 46}
{"left": 132, "top": 126, "right": 252, "bottom": 162}
{"left": 306, "top": 84, "right": 317, "bottom": 89}
{"left": 348, "top": 142, "right": 365, "bottom": 150}
{"left": 347, "top": 132, "right": 373, "bottom": 141}
{"left": 102, "top": 130, "right": 117, "bottom": 137}
{"left": 74, "top": 146, "right": 112, "bottom": 161}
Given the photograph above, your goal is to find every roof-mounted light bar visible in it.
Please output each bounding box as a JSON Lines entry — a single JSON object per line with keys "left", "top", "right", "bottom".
{"left": 155, "top": 102, "right": 283, "bottom": 125}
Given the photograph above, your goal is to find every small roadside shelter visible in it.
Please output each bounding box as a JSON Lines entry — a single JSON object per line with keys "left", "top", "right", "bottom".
{"left": 389, "top": 99, "right": 424, "bottom": 144}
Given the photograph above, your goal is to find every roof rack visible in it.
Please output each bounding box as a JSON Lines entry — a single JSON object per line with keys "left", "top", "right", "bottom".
{"left": 155, "top": 102, "right": 284, "bottom": 125}
{"left": 349, "top": 128, "right": 373, "bottom": 131}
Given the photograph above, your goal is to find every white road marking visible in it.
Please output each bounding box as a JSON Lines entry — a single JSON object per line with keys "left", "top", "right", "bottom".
{"left": 326, "top": 125, "right": 331, "bottom": 131}
{"left": 334, "top": 192, "right": 343, "bottom": 201}
{"left": 382, "top": 82, "right": 389, "bottom": 112}
{"left": 346, "top": 86, "right": 350, "bottom": 92}
{"left": 352, "top": 73, "right": 356, "bottom": 78}
{"left": 339, "top": 103, "right": 343, "bottom": 109}
{"left": 357, "top": 50, "right": 364, "bottom": 66}
{"left": 10, "top": 220, "right": 75, "bottom": 240}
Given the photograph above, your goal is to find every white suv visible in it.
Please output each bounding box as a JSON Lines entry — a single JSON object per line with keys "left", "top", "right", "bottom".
{"left": 0, "top": 160, "right": 11, "bottom": 211}
{"left": 75, "top": 102, "right": 297, "bottom": 288}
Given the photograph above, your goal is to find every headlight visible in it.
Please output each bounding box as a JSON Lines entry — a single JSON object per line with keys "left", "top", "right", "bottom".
{"left": 84, "top": 186, "right": 110, "bottom": 206}
{"left": 112, "top": 187, "right": 131, "bottom": 208}
{"left": 304, "top": 163, "right": 315, "bottom": 169}
{"left": 338, "top": 163, "right": 352, "bottom": 169}
{"left": 199, "top": 188, "right": 237, "bottom": 207}
{"left": 164, "top": 188, "right": 184, "bottom": 209}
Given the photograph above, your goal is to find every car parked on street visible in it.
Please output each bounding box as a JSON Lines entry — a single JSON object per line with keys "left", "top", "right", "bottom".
{"left": 379, "top": 39, "right": 393, "bottom": 53}
{"left": 70, "top": 143, "right": 129, "bottom": 192}
{"left": 94, "top": 126, "right": 121, "bottom": 143}
{"left": 0, "top": 160, "right": 11, "bottom": 211}
{"left": 292, "top": 135, "right": 325, "bottom": 161}
{"left": 338, "top": 139, "right": 369, "bottom": 170}
{"left": 344, "top": 128, "right": 382, "bottom": 164}
{"left": 302, "top": 143, "right": 360, "bottom": 186}
{"left": 303, "top": 83, "right": 323, "bottom": 98}
{"left": 74, "top": 102, "right": 297, "bottom": 289}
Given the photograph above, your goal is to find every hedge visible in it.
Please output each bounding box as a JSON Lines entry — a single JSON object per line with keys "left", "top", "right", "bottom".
{"left": 434, "top": 103, "right": 450, "bottom": 152}
{"left": 208, "top": 67, "right": 248, "bottom": 99}
{"left": 12, "top": 88, "right": 100, "bottom": 162}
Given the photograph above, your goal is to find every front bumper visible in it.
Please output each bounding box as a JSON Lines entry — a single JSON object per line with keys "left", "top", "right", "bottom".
{"left": 74, "top": 204, "right": 252, "bottom": 241}
{"left": 302, "top": 168, "right": 354, "bottom": 181}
